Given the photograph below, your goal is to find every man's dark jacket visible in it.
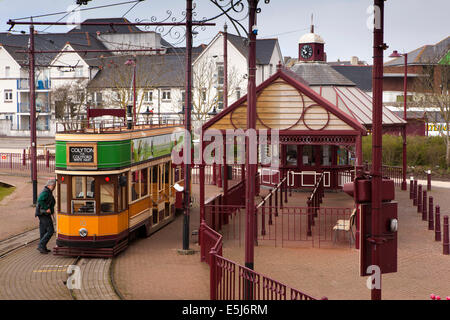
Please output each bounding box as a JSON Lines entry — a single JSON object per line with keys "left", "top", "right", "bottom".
{"left": 35, "top": 186, "right": 56, "bottom": 217}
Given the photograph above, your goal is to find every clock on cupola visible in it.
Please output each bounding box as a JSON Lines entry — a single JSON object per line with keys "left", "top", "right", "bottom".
{"left": 298, "top": 21, "right": 326, "bottom": 63}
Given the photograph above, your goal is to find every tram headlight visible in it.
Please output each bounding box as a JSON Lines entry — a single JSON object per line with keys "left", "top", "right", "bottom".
{"left": 79, "top": 228, "right": 88, "bottom": 237}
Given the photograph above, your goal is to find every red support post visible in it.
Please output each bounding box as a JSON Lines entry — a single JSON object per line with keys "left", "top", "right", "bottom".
{"left": 268, "top": 193, "right": 273, "bottom": 225}
{"left": 46, "top": 149, "right": 50, "bottom": 168}
{"left": 280, "top": 184, "right": 283, "bottom": 209}
{"left": 22, "top": 149, "right": 26, "bottom": 166}
{"left": 210, "top": 248, "right": 217, "bottom": 300}
{"left": 274, "top": 188, "right": 278, "bottom": 217}
{"left": 307, "top": 199, "right": 312, "bottom": 237}
{"left": 443, "top": 216, "right": 449, "bottom": 255}
{"left": 261, "top": 203, "right": 266, "bottom": 236}
{"left": 428, "top": 196, "right": 434, "bottom": 230}
{"left": 435, "top": 206, "right": 441, "bottom": 242}
{"left": 417, "top": 184, "right": 423, "bottom": 213}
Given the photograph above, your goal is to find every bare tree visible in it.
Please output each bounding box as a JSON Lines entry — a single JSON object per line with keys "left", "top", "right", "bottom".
{"left": 51, "top": 79, "right": 89, "bottom": 130}
{"left": 171, "top": 58, "right": 244, "bottom": 126}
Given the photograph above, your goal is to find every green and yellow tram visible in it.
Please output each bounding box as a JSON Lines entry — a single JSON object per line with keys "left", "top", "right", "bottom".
{"left": 53, "top": 115, "right": 184, "bottom": 257}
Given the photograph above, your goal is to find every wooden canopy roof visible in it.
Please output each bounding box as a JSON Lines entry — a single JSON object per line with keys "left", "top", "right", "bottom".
{"left": 203, "top": 67, "right": 367, "bottom": 135}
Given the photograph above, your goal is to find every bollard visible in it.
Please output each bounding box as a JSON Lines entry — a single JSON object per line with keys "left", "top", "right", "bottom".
{"left": 427, "top": 170, "right": 431, "bottom": 191}
{"left": 417, "top": 185, "right": 423, "bottom": 213}
{"left": 422, "top": 190, "right": 427, "bottom": 221}
{"left": 428, "top": 197, "right": 434, "bottom": 230}
{"left": 435, "top": 206, "right": 441, "bottom": 242}
{"left": 443, "top": 216, "right": 449, "bottom": 255}
{"left": 261, "top": 204, "right": 266, "bottom": 236}
{"left": 409, "top": 177, "right": 414, "bottom": 199}
{"left": 413, "top": 180, "right": 418, "bottom": 206}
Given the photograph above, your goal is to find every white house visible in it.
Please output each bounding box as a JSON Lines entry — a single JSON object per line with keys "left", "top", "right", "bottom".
{"left": 193, "top": 31, "right": 283, "bottom": 115}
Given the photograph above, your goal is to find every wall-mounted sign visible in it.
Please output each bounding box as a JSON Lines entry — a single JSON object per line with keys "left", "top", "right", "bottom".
{"left": 67, "top": 143, "right": 97, "bottom": 167}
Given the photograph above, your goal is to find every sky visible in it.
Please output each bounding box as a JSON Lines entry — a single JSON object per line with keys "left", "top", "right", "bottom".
{"left": 0, "top": 0, "right": 449, "bottom": 63}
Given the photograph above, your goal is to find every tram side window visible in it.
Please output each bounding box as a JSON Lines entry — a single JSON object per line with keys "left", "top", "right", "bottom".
{"left": 58, "top": 180, "right": 67, "bottom": 213}
{"left": 100, "top": 182, "right": 114, "bottom": 213}
{"left": 131, "top": 171, "right": 139, "bottom": 201}
{"left": 118, "top": 173, "right": 127, "bottom": 211}
{"left": 141, "top": 168, "right": 148, "bottom": 197}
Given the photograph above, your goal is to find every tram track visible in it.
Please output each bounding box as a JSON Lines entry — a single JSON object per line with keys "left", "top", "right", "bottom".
{"left": 0, "top": 228, "right": 122, "bottom": 300}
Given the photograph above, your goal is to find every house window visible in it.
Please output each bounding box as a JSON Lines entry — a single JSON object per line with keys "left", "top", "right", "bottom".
{"left": 75, "top": 67, "right": 83, "bottom": 77}
{"left": 143, "top": 91, "right": 153, "bottom": 102}
{"left": 217, "top": 63, "right": 224, "bottom": 85}
{"left": 286, "top": 145, "right": 298, "bottom": 166}
{"left": 94, "top": 92, "right": 103, "bottom": 104}
{"left": 5, "top": 66, "right": 10, "bottom": 78}
{"left": 217, "top": 89, "right": 224, "bottom": 109}
{"left": 4, "top": 90, "right": 13, "bottom": 102}
{"left": 269, "top": 64, "right": 273, "bottom": 75}
{"left": 162, "top": 90, "right": 171, "bottom": 101}
{"left": 201, "top": 88, "right": 206, "bottom": 102}
{"left": 181, "top": 90, "right": 185, "bottom": 104}
{"left": 236, "top": 88, "right": 241, "bottom": 100}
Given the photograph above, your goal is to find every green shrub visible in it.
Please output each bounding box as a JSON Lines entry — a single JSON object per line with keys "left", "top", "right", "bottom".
{"left": 362, "top": 134, "right": 447, "bottom": 169}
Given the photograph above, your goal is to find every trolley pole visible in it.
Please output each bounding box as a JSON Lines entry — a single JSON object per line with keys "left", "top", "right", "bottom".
{"left": 29, "top": 24, "right": 38, "bottom": 205}
{"left": 182, "top": 0, "right": 193, "bottom": 252}
{"left": 370, "top": 0, "right": 386, "bottom": 300}
{"left": 245, "top": 0, "right": 257, "bottom": 300}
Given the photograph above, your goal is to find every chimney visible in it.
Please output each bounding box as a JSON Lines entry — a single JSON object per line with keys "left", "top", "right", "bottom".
{"left": 351, "top": 56, "right": 359, "bottom": 65}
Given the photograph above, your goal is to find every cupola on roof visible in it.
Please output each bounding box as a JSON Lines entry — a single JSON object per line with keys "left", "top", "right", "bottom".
{"left": 298, "top": 32, "right": 325, "bottom": 44}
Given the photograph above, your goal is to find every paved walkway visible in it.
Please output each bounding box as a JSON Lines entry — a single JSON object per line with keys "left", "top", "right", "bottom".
{"left": 0, "top": 173, "right": 51, "bottom": 241}
{"left": 113, "top": 183, "right": 450, "bottom": 300}
{"left": 0, "top": 171, "right": 119, "bottom": 300}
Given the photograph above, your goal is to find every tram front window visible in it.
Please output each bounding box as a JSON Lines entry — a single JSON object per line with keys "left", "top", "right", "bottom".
{"left": 71, "top": 176, "right": 96, "bottom": 214}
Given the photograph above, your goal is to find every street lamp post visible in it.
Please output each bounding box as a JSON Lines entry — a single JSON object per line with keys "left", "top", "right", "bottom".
{"left": 389, "top": 50, "right": 408, "bottom": 191}
{"left": 125, "top": 58, "right": 137, "bottom": 125}
{"left": 29, "top": 24, "right": 38, "bottom": 205}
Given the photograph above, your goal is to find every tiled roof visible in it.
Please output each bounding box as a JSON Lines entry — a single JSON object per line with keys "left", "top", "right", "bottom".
{"left": 226, "top": 33, "right": 278, "bottom": 65}
{"left": 290, "top": 63, "right": 355, "bottom": 86}
{"left": 385, "top": 36, "right": 450, "bottom": 66}
{"left": 0, "top": 32, "right": 109, "bottom": 66}
{"left": 68, "top": 18, "right": 142, "bottom": 34}
{"left": 87, "top": 53, "right": 199, "bottom": 89}
{"left": 331, "top": 65, "right": 373, "bottom": 92}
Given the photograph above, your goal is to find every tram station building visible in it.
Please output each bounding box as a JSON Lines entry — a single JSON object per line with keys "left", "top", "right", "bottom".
{"left": 201, "top": 28, "right": 405, "bottom": 192}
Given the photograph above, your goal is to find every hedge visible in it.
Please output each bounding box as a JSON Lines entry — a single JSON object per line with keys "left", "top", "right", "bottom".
{"left": 362, "top": 135, "right": 447, "bottom": 169}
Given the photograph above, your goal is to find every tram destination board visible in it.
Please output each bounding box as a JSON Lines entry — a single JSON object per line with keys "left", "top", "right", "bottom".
{"left": 66, "top": 143, "right": 98, "bottom": 167}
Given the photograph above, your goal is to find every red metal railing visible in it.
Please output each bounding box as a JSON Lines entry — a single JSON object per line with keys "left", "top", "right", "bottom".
{"left": 192, "top": 164, "right": 244, "bottom": 185}
{"left": 0, "top": 152, "right": 55, "bottom": 173}
{"left": 200, "top": 220, "right": 321, "bottom": 300}
{"left": 366, "top": 163, "right": 403, "bottom": 187}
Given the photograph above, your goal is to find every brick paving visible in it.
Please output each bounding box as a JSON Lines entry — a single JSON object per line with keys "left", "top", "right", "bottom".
{"left": 73, "top": 258, "right": 119, "bottom": 300}
{"left": 0, "top": 238, "right": 75, "bottom": 300}
{"left": 1, "top": 170, "right": 449, "bottom": 300}
{"left": 113, "top": 182, "right": 450, "bottom": 300}
{"left": 0, "top": 172, "right": 51, "bottom": 241}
